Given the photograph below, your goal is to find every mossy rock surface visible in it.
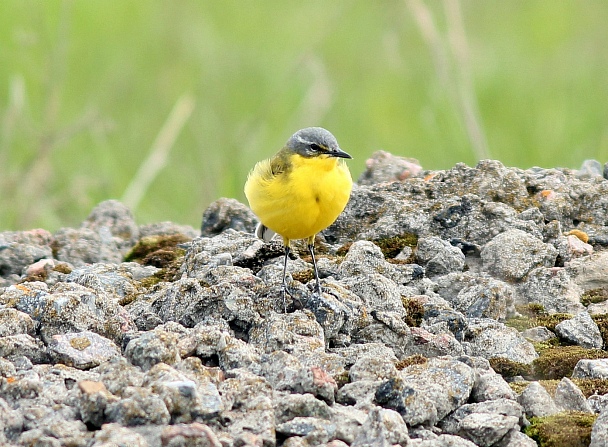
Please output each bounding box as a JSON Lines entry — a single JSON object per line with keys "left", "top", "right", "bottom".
{"left": 395, "top": 354, "right": 427, "bottom": 370}
{"left": 524, "top": 411, "right": 596, "bottom": 447}
{"left": 507, "top": 304, "right": 572, "bottom": 332}
{"left": 375, "top": 233, "right": 418, "bottom": 260}
{"left": 532, "top": 345, "right": 608, "bottom": 380}
{"left": 125, "top": 234, "right": 189, "bottom": 267}
{"left": 402, "top": 297, "right": 424, "bottom": 327}
{"left": 489, "top": 357, "right": 532, "bottom": 378}
{"left": 581, "top": 287, "right": 608, "bottom": 306}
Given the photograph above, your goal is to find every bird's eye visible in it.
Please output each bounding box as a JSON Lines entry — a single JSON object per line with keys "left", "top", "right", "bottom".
{"left": 310, "top": 143, "right": 322, "bottom": 152}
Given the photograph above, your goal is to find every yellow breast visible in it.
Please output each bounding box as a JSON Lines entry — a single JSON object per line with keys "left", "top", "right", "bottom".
{"left": 244, "top": 153, "right": 352, "bottom": 241}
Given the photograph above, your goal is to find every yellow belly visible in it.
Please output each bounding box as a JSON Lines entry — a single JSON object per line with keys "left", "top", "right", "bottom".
{"left": 244, "top": 154, "right": 352, "bottom": 241}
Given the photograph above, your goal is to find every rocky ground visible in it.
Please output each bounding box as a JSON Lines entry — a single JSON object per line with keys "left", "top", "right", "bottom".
{"left": 2, "top": 152, "right": 608, "bottom": 446}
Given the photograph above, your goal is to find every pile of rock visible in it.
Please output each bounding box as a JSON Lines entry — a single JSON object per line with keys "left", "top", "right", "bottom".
{"left": 2, "top": 153, "right": 608, "bottom": 446}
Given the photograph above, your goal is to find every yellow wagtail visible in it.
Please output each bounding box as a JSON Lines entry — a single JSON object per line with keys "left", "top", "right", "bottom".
{"left": 244, "top": 127, "right": 353, "bottom": 308}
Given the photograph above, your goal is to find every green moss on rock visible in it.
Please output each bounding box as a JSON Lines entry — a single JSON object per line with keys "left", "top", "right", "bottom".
{"left": 581, "top": 288, "right": 608, "bottom": 307}
{"left": 124, "top": 234, "right": 190, "bottom": 267}
{"left": 402, "top": 297, "right": 424, "bottom": 327}
{"left": 591, "top": 313, "right": 608, "bottom": 349}
{"left": 533, "top": 345, "right": 608, "bottom": 380}
{"left": 373, "top": 233, "right": 418, "bottom": 260}
{"left": 395, "top": 354, "right": 427, "bottom": 370}
{"left": 489, "top": 357, "right": 532, "bottom": 378}
{"left": 524, "top": 411, "right": 596, "bottom": 447}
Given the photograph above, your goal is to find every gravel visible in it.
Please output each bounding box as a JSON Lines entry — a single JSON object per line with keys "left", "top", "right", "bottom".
{"left": 2, "top": 154, "right": 608, "bottom": 446}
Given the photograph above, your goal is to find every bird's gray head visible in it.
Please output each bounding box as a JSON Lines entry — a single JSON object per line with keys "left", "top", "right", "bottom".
{"left": 286, "top": 127, "right": 352, "bottom": 159}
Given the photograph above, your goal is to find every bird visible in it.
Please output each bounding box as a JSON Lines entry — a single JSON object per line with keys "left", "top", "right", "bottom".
{"left": 244, "top": 127, "right": 353, "bottom": 310}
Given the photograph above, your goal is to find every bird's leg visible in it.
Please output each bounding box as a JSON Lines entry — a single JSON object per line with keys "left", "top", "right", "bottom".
{"left": 280, "top": 244, "right": 291, "bottom": 312}
{"left": 308, "top": 237, "right": 322, "bottom": 295}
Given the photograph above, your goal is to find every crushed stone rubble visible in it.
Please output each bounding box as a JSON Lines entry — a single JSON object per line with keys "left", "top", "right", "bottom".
{"left": 2, "top": 153, "right": 608, "bottom": 446}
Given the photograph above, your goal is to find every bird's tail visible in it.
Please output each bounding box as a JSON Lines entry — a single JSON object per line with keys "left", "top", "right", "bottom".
{"left": 255, "top": 223, "right": 276, "bottom": 242}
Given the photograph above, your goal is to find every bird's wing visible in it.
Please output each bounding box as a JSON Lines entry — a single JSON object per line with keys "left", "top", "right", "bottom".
{"left": 265, "top": 149, "right": 291, "bottom": 179}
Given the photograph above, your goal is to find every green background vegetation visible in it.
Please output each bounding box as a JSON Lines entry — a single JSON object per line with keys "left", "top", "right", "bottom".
{"left": 1, "top": 1, "right": 608, "bottom": 232}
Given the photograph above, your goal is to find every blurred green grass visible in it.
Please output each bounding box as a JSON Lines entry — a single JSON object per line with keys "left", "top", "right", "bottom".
{"left": 1, "top": 1, "right": 607, "bottom": 232}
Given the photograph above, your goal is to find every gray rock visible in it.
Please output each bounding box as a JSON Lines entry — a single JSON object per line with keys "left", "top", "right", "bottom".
{"left": 218, "top": 333, "right": 262, "bottom": 372}
{"left": 578, "top": 159, "right": 603, "bottom": 178}
{"left": 462, "top": 319, "right": 538, "bottom": 364}
{"left": 407, "top": 326, "right": 464, "bottom": 358}
{"left": 480, "top": 229, "right": 557, "bottom": 281}
{"left": 7, "top": 162, "right": 608, "bottom": 446}
{"left": 219, "top": 369, "right": 272, "bottom": 411}
{"left": 105, "top": 386, "right": 171, "bottom": 426}
{"left": 48, "top": 331, "right": 120, "bottom": 370}
{"left": 588, "top": 394, "right": 608, "bottom": 414}
{"left": 351, "top": 406, "right": 409, "bottom": 447}
{"left": 416, "top": 236, "right": 465, "bottom": 278}
{"left": 143, "top": 363, "right": 222, "bottom": 423}
{"left": 338, "top": 273, "right": 406, "bottom": 317}
{"left": 375, "top": 357, "right": 474, "bottom": 426}
{"left": 273, "top": 392, "right": 332, "bottom": 425}
{"left": 0, "top": 357, "right": 17, "bottom": 376}
{"left": 409, "top": 433, "right": 478, "bottom": 446}
{"left": 0, "top": 308, "right": 35, "bottom": 337}
{"left": 0, "top": 333, "right": 49, "bottom": 364}
{"left": 89, "top": 423, "right": 148, "bottom": 447}
{"left": 0, "top": 229, "right": 53, "bottom": 279}
{"left": 568, "top": 251, "right": 608, "bottom": 291}
{"left": 65, "top": 262, "right": 146, "bottom": 300}
{"left": 222, "top": 394, "right": 275, "bottom": 447}
{"left": 337, "top": 240, "right": 415, "bottom": 285}
{"left": 94, "top": 356, "right": 145, "bottom": 396}
{"left": 179, "top": 230, "right": 267, "bottom": 279}
{"left": 439, "top": 399, "right": 523, "bottom": 447}
{"left": 330, "top": 343, "right": 398, "bottom": 368}
{"left": 304, "top": 286, "right": 358, "bottom": 345}
{"left": 160, "top": 423, "right": 223, "bottom": 447}
{"left": 0, "top": 396, "right": 24, "bottom": 443}
{"left": 124, "top": 329, "right": 182, "bottom": 371}
{"left": 554, "top": 234, "right": 594, "bottom": 264}
{"left": 348, "top": 353, "right": 399, "bottom": 382}
{"left": 77, "top": 379, "right": 120, "bottom": 428}
{"left": 260, "top": 351, "right": 337, "bottom": 404}
{"left": 249, "top": 311, "right": 325, "bottom": 357}
{"left": 493, "top": 430, "right": 537, "bottom": 447}
{"left": 516, "top": 266, "right": 584, "bottom": 313}
{"left": 53, "top": 227, "right": 121, "bottom": 267}
{"left": 337, "top": 380, "right": 382, "bottom": 407}
{"left": 517, "top": 381, "right": 559, "bottom": 418}
{"left": 357, "top": 150, "right": 422, "bottom": 185}
{"left": 591, "top": 409, "right": 608, "bottom": 447}
{"left": 139, "top": 221, "right": 198, "bottom": 239}
{"left": 573, "top": 359, "right": 608, "bottom": 379}
{"left": 422, "top": 306, "right": 468, "bottom": 342}
{"left": 352, "top": 318, "right": 413, "bottom": 360}
{"left": 201, "top": 197, "right": 258, "bottom": 237}
{"left": 555, "top": 311, "right": 603, "bottom": 349}
{"left": 436, "top": 273, "right": 516, "bottom": 321}
{"left": 330, "top": 404, "right": 368, "bottom": 444}
{"left": 471, "top": 369, "right": 516, "bottom": 402}
{"left": 554, "top": 377, "right": 593, "bottom": 413}
{"left": 521, "top": 326, "right": 555, "bottom": 343}
{"left": 8, "top": 281, "right": 135, "bottom": 345}
{"left": 374, "top": 376, "right": 437, "bottom": 427}
{"left": 276, "top": 416, "right": 336, "bottom": 444}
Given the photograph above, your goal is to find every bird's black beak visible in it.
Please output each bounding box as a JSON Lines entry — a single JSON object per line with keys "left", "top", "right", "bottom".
{"left": 331, "top": 148, "right": 352, "bottom": 159}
